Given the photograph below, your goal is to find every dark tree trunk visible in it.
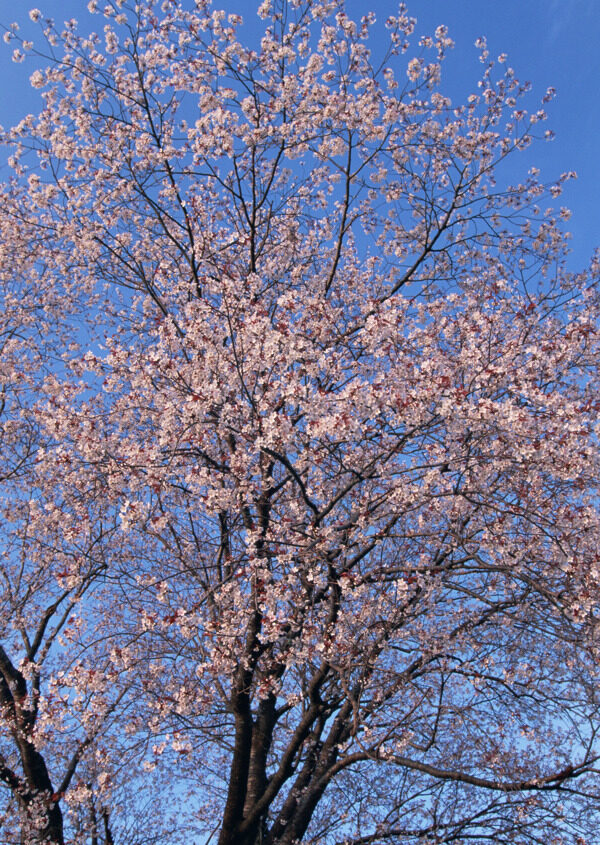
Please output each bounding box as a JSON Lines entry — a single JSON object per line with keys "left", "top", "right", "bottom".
{"left": 0, "top": 646, "right": 64, "bottom": 845}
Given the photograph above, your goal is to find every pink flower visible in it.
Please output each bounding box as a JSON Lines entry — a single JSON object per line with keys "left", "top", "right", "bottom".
{"left": 407, "top": 57, "right": 420, "bottom": 81}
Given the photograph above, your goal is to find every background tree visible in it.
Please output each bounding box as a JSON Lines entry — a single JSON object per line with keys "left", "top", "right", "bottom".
{"left": 1, "top": 0, "right": 600, "bottom": 843}
{"left": 0, "top": 178, "right": 151, "bottom": 843}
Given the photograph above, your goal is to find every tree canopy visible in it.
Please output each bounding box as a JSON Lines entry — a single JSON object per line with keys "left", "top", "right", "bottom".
{"left": 0, "top": 1, "right": 599, "bottom": 843}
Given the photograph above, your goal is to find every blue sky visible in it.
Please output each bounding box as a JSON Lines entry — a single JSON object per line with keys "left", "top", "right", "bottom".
{"left": 0, "top": 0, "right": 598, "bottom": 268}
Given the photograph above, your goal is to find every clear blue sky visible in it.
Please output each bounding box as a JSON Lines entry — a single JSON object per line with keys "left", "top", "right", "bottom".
{"left": 0, "top": 0, "right": 598, "bottom": 268}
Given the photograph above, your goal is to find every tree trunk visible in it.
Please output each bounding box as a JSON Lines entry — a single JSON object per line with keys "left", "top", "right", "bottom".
{"left": 20, "top": 793, "right": 64, "bottom": 845}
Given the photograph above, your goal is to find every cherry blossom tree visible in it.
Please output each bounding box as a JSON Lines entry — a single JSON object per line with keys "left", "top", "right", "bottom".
{"left": 0, "top": 181, "right": 152, "bottom": 843}
{"left": 1, "top": 1, "right": 600, "bottom": 843}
